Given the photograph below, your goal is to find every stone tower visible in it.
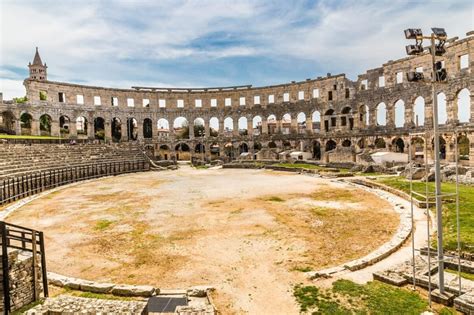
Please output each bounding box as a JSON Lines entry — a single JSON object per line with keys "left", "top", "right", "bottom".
{"left": 28, "top": 47, "right": 47, "bottom": 80}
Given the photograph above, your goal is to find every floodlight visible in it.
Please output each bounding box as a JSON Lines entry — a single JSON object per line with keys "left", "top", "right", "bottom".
{"left": 428, "top": 44, "right": 446, "bottom": 56}
{"left": 407, "top": 71, "right": 424, "bottom": 82}
{"left": 431, "top": 27, "right": 447, "bottom": 38}
{"left": 404, "top": 28, "right": 422, "bottom": 39}
{"left": 406, "top": 44, "right": 424, "bottom": 55}
{"left": 434, "top": 61, "right": 447, "bottom": 82}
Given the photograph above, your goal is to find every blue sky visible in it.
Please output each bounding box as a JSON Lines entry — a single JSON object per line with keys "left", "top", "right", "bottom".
{"left": 0, "top": 0, "right": 473, "bottom": 99}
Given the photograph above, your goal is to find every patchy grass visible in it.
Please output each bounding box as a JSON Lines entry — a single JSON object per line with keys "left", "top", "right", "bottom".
{"left": 0, "top": 134, "right": 63, "bottom": 140}
{"left": 194, "top": 165, "right": 209, "bottom": 169}
{"left": 291, "top": 265, "right": 313, "bottom": 272}
{"left": 94, "top": 219, "right": 114, "bottom": 231}
{"left": 294, "top": 280, "right": 432, "bottom": 314}
{"left": 446, "top": 268, "right": 474, "bottom": 281}
{"left": 266, "top": 196, "right": 285, "bottom": 202}
{"left": 310, "top": 188, "right": 359, "bottom": 203}
{"left": 376, "top": 176, "right": 474, "bottom": 253}
{"left": 276, "top": 163, "right": 324, "bottom": 170}
{"left": 11, "top": 300, "right": 44, "bottom": 314}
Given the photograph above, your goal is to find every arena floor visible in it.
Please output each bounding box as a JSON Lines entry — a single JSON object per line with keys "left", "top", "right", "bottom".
{"left": 7, "top": 166, "right": 400, "bottom": 314}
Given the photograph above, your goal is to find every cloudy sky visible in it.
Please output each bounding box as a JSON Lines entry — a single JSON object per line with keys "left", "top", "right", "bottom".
{"left": 0, "top": 0, "right": 473, "bottom": 99}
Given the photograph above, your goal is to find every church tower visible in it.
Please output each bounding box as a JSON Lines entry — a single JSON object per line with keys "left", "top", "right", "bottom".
{"left": 28, "top": 47, "right": 47, "bottom": 80}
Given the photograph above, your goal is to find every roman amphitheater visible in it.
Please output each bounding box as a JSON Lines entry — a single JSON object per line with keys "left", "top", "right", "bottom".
{"left": 0, "top": 32, "right": 473, "bottom": 314}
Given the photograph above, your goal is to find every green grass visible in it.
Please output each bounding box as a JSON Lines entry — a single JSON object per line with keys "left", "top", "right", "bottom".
{"left": 276, "top": 163, "right": 324, "bottom": 170}
{"left": 11, "top": 300, "right": 44, "bottom": 314}
{"left": 266, "top": 196, "right": 285, "bottom": 202}
{"left": 0, "top": 134, "right": 63, "bottom": 140}
{"left": 445, "top": 268, "right": 474, "bottom": 281}
{"left": 194, "top": 165, "right": 209, "bottom": 169}
{"left": 94, "top": 219, "right": 114, "bottom": 231}
{"left": 376, "top": 176, "right": 474, "bottom": 253}
{"left": 294, "top": 280, "right": 431, "bottom": 314}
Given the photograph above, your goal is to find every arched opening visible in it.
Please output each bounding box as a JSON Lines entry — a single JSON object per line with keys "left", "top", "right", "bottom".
{"left": 376, "top": 102, "right": 387, "bottom": 126}
{"left": 224, "top": 117, "right": 233, "bottom": 135}
{"left": 157, "top": 118, "right": 170, "bottom": 138}
{"left": 253, "top": 142, "right": 262, "bottom": 151}
{"left": 312, "top": 111, "right": 321, "bottom": 132}
{"left": 342, "top": 139, "right": 352, "bottom": 147}
{"left": 39, "top": 114, "right": 52, "bottom": 136}
{"left": 411, "top": 137, "right": 425, "bottom": 161}
{"left": 268, "top": 141, "right": 277, "bottom": 149}
{"left": 457, "top": 88, "right": 470, "bottom": 123}
{"left": 224, "top": 142, "right": 234, "bottom": 159}
{"left": 76, "top": 116, "right": 87, "bottom": 137}
{"left": 437, "top": 92, "right": 447, "bottom": 125}
{"left": 252, "top": 116, "right": 262, "bottom": 135}
{"left": 20, "top": 113, "right": 33, "bottom": 135}
{"left": 195, "top": 143, "right": 205, "bottom": 154}
{"left": 239, "top": 142, "right": 249, "bottom": 154}
{"left": 173, "top": 117, "right": 188, "bottom": 139}
{"left": 210, "top": 142, "right": 220, "bottom": 158}
{"left": 359, "top": 105, "right": 369, "bottom": 127}
{"left": 112, "top": 117, "right": 122, "bottom": 142}
{"left": 0, "top": 111, "right": 15, "bottom": 134}
{"left": 158, "top": 144, "right": 170, "bottom": 160}
{"left": 325, "top": 140, "right": 337, "bottom": 152}
{"left": 283, "top": 140, "right": 291, "bottom": 149}
{"left": 392, "top": 138, "right": 405, "bottom": 153}
{"left": 375, "top": 138, "right": 386, "bottom": 149}
{"left": 297, "top": 112, "right": 306, "bottom": 134}
{"left": 358, "top": 138, "right": 366, "bottom": 149}
{"left": 194, "top": 117, "right": 205, "bottom": 138}
{"left": 143, "top": 118, "right": 153, "bottom": 139}
{"left": 267, "top": 114, "right": 277, "bottom": 135}
{"left": 209, "top": 117, "right": 219, "bottom": 137}
{"left": 238, "top": 117, "right": 248, "bottom": 136}
{"left": 324, "top": 109, "right": 335, "bottom": 132}
{"left": 59, "top": 115, "right": 70, "bottom": 135}
{"left": 175, "top": 143, "right": 190, "bottom": 160}
{"left": 127, "top": 118, "right": 138, "bottom": 141}
{"left": 413, "top": 96, "right": 425, "bottom": 126}
{"left": 458, "top": 134, "right": 470, "bottom": 160}
{"left": 94, "top": 117, "right": 105, "bottom": 140}
{"left": 281, "top": 113, "right": 291, "bottom": 135}
{"left": 341, "top": 106, "right": 353, "bottom": 129}
{"left": 394, "top": 100, "right": 405, "bottom": 128}
{"left": 312, "top": 141, "right": 321, "bottom": 160}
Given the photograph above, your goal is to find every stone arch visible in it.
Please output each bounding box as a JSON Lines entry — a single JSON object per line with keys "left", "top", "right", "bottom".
{"left": 457, "top": 134, "right": 470, "bottom": 160}
{"left": 238, "top": 117, "right": 248, "bottom": 136}
{"left": 20, "top": 112, "right": 33, "bottom": 135}
{"left": 359, "top": 105, "right": 369, "bottom": 127}
{"left": 210, "top": 142, "right": 220, "bottom": 157}
{"left": 224, "top": 117, "right": 233, "bottom": 135}
{"left": 76, "top": 116, "right": 88, "bottom": 136}
{"left": 357, "top": 138, "right": 366, "bottom": 149}
{"left": 239, "top": 142, "right": 249, "bottom": 153}
{"left": 437, "top": 92, "right": 447, "bottom": 125}
{"left": 173, "top": 117, "right": 188, "bottom": 139}
{"left": 175, "top": 142, "right": 190, "bottom": 161}
{"left": 94, "top": 117, "right": 105, "bottom": 140}
{"left": 267, "top": 114, "right": 277, "bottom": 135}
{"left": 325, "top": 139, "right": 337, "bottom": 152}
{"left": 59, "top": 115, "right": 70, "bottom": 135}
{"left": 111, "top": 117, "right": 122, "bottom": 142}
{"left": 312, "top": 110, "right": 321, "bottom": 131}
{"left": 268, "top": 141, "right": 277, "bottom": 149}
{"left": 143, "top": 118, "right": 153, "bottom": 139}
{"left": 209, "top": 117, "right": 219, "bottom": 137}
{"left": 413, "top": 96, "right": 425, "bottom": 126}
{"left": 375, "top": 137, "right": 386, "bottom": 149}
{"left": 457, "top": 88, "right": 470, "bottom": 123}
{"left": 394, "top": 100, "right": 405, "bottom": 128}
{"left": 195, "top": 143, "right": 205, "bottom": 154}
{"left": 253, "top": 142, "right": 262, "bottom": 151}
{"left": 281, "top": 113, "right": 291, "bottom": 135}
{"left": 392, "top": 137, "right": 405, "bottom": 153}
{"left": 341, "top": 106, "right": 353, "bottom": 129}
{"left": 252, "top": 115, "right": 262, "bottom": 135}
{"left": 127, "top": 117, "right": 138, "bottom": 141}
{"left": 376, "top": 102, "right": 387, "bottom": 126}
{"left": 342, "top": 139, "right": 352, "bottom": 147}
{"left": 157, "top": 118, "right": 170, "bottom": 130}
{"left": 312, "top": 140, "right": 321, "bottom": 160}
{"left": 0, "top": 111, "right": 16, "bottom": 134}
{"left": 410, "top": 136, "right": 425, "bottom": 161}
{"left": 158, "top": 144, "right": 170, "bottom": 160}
{"left": 324, "top": 109, "right": 335, "bottom": 132}
{"left": 39, "top": 114, "right": 52, "bottom": 136}
{"left": 297, "top": 112, "right": 306, "bottom": 134}
{"left": 194, "top": 117, "right": 205, "bottom": 138}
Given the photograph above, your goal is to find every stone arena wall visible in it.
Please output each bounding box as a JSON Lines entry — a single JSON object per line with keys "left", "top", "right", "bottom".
{"left": 1, "top": 34, "right": 473, "bottom": 164}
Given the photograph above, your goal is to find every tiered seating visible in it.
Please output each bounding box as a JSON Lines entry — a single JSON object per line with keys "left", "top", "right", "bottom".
{"left": 0, "top": 143, "right": 146, "bottom": 179}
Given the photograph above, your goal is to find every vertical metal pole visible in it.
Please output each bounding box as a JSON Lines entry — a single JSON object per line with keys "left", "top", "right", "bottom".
{"left": 454, "top": 131, "right": 462, "bottom": 295}
{"left": 1, "top": 222, "right": 11, "bottom": 313}
{"left": 430, "top": 33, "right": 445, "bottom": 293}
{"left": 424, "top": 133, "right": 432, "bottom": 309}
{"left": 409, "top": 135, "right": 416, "bottom": 290}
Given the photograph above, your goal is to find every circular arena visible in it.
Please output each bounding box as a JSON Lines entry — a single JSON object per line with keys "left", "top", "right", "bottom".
{"left": 6, "top": 166, "right": 399, "bottom": 313}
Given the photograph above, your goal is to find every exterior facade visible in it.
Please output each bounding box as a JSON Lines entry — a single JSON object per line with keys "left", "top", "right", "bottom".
{"left": 1, "top": 34, "right": 473, "bottom": 164}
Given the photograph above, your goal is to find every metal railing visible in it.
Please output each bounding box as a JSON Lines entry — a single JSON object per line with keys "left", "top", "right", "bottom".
{"left": 1, "top": 221, "right": 48, "bottom": 313}
{"left": 0, "top": 159, "right": 149, "bottom": 205}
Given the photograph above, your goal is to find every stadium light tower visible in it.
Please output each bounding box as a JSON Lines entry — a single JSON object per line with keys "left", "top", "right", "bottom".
{"left": 404, "top": 27, "right": 448, "bottom": 294}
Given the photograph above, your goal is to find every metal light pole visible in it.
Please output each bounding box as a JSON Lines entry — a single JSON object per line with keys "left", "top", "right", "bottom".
{"left": 429, "top": 33, "right": 445, "bottom": 293}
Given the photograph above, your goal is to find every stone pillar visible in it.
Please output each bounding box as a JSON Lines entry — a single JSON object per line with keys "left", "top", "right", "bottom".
{"left": 31, "top": 119, "right": 40, "bottom": 136}
{"left": 137, "top": 122, "right": 144, "bottom": 141}
{"left": 469, "top": 134, "right": 474, "bottom": 167}
{"left": 386, "top": 107, "right": 395, "bottom": 128}
{"left": 470, "top": 92, "right": 474, "bottom": 123}
{"left": 15, "top": 119, "right": 21, "bottom": 135}
{"left": 69, "top": 120, "right": 77, "bottom": 139}
{"left": 189, "top": 120, "right": 194, "bottom": 139}
{"left": 51, "top": 120, "right": 60, "bottom": 137}
{"left": 104, "top": 121, "right": 111, "bottom": 141}
{"left": 445, "top": 134, "right": 456, "bottom": 163}
{"left": 233, "top": 118, "right": 239, "bottom": 137}
{"left": 121, "top": 121, "right": 128, "bottom": 142}
{"left": 262, "top": 120, "right": 268, "bottom": 134}
{"left": 446, "top": 95, "right": 458, "bottom": 125}
{"left": 306, "top": 116, "right": 313, "bottom": 135}
{"left": 204, "top": 119, "right": 210, "bottom": 137}
{"left": 425, "top": 98, "right": 433, "bottom": 128}
{"left": 405, "top": 106, "right": 414, "bottom": 128}
{"left": 247, "top": 118, "right": 253, "bottom": 137}
{"left": 87, "top": 121, "right": 95, "bottom": 139}
{"left": 291, "top": 118, "right": 298, "bottom": 134}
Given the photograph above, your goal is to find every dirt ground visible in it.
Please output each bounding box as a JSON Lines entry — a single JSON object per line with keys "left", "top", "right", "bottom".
{"left": 6, "top": 166, "right": 399, "bottom": 314}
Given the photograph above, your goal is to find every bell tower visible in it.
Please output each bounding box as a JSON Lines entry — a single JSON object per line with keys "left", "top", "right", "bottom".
{"left": 28, "top": 47, "right": 47, "bottom": 81}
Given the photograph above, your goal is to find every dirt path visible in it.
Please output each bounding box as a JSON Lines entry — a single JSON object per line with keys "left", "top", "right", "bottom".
{"left": 6, "top": 166, "right": 400, "bottom": 314}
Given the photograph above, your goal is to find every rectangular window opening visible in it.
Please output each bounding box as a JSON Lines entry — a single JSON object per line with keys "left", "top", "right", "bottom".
{"left": 58, "top": 92, "right": 65, "bottom": 103}
{"left": 111, "top": 97, "right": 118, "bottom": 106}
{"left": 127, "top": 98, "right": 135, "bottom": 107}
{"left": 94, "top": 96, "right": 101, "bottom": 106}
{"left": 143, "top": 98, "right": 150, "bottom": 108}
{"left": 211, "top": 99, "right": 217, "bottom": 107}
{"left": 159, "top": 99, "right": 166, "bottom": 108}
{"left": 76, "top": 94, "right": 84, "bottom": 104}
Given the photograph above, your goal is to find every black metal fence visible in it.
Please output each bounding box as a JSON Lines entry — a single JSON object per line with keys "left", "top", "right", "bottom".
{"left": 0, "top": 160, "right": 149, "bottom": 205}
{"left": 1, "top": 221, "right": 48, "bottom": 313}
